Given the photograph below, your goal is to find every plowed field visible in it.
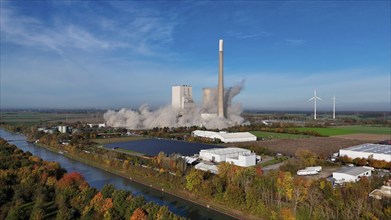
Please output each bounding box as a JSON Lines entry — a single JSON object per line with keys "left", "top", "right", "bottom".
{"left": 226, "top": 137, "right": 369, "bottom": 157}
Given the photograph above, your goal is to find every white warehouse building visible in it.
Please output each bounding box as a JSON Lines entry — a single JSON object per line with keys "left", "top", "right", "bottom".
{"left": 192, "top": 130, "right": 257, "bottom": 143}
{"left": 339, "top": 144, "right": 391, "bottom": 162}
{"left": 332, "top": 166, "right": 373, "bottom": 184}
{"left": 199, "top": 147, "right": 256, "bottom": 167}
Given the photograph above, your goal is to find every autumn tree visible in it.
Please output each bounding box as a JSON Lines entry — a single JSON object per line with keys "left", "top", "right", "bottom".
{"left": 130, "top": 208, "right": 147, "bottom": 220}
{"left": 185, "top": 168, "right": 203, "bottom": 193}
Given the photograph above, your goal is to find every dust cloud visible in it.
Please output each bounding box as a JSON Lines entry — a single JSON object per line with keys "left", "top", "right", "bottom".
{"left": 104, "top": 81, "right": 247, "bottom": 129}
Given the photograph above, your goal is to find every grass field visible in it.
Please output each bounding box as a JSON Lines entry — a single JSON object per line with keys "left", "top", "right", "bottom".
{"left": 250, "top": 131, "right": 308, "bottom": 139}
{"left": 293, "top": 126, "right": 390, "bottom": 136}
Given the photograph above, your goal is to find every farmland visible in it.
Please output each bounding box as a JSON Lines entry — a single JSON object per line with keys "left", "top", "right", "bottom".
{"left": 227, "top": 137, "right": 369, "bottom": 157}
{"left": 292, "top": 125, "right": 390, "bottom": 136}
{"left": 0, "top": 111, "right": 104, "bottom": 125}
{"left": 250, "top": 131, "right": 308, "bottom": 139}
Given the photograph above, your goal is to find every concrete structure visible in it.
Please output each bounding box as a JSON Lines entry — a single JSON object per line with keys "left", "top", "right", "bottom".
{"left": 217, "top": 39, "right": 225, "bottom": 118}
{"left": 202, "top": 88, "right": 215, "bottom": 107}
{"left": 57, "top": 125, "right": 68, "bottom": 133}
{"left": 172, "top": 85, "right": 195, "bottom": 112}
{"left": 199, "top": 147, "right": 256, "bottom": 167}
{"left": 192, "top": 130, "right": 257, "bottom": 143}
{"left": 339, "top": 144, "right": 391, "bottom": 162}
{"left": 369, "top": 185, "right": 391, "bottom": 200}
{"left": 195, "top": 162, "right": 218, "bottom": 174}
{"left": 87, "top": 123, "right": 106, "bottom": 128}
{"left": 332, "top": 166, "right": 373, "bottom": 184}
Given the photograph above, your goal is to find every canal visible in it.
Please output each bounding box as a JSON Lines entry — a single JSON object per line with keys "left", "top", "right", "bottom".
{"left": 0, "top": 129, "right": 236, "bottom": 220}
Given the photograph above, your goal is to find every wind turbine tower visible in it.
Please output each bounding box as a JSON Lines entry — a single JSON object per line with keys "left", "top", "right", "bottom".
{"left": 332, "top": 95, "right": 336, "bottom": 120}
{"left": 309, "top": 90, "right": 322, "bottom": 120}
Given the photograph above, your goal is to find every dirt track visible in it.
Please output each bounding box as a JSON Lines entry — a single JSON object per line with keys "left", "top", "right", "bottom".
{"left": 226, "top": 137, "right": 369, "bottom": 157}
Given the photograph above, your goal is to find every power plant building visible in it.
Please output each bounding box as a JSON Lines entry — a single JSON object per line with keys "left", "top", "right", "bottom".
{"left": 172, "top": 85, "right": 195, "bottom": 111}
{"left": 192, "top": 130, "right": 257, "bottom": 143}
{"left": 339, "top": 144, "right": 391, "bottom": 162}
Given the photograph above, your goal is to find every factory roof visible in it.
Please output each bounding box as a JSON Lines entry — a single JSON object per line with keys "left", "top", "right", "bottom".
{"left": 333, "top": 166, "right": 373, "bottom": 176}
{"left": 341, "top": 143, "right": 391, "bottom": 155}
{"left": 218, "top": 132, "right": 256, "bottom": 139}
{"left": 192, "top": 130, "right": 257, "bottom": 141}
{"left": 195, "top": 162, "right": 218, "bottom": 174}
{"left": 200, "top": 147, "right": 250, "bottom": 155}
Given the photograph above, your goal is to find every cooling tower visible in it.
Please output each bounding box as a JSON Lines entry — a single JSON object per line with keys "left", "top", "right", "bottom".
{"left": 218, "top": 39, "right": 225, "bottom": 118}
{"left": 202, "top": 88, "right": 213, "bottom": 106}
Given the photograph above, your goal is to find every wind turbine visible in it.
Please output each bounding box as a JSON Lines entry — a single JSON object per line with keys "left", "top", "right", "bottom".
{"left": 332, "top": 95, "right": 336, "bottom": 120}
{"left": 309, "top": 90, "right": 321, "bottom": 120}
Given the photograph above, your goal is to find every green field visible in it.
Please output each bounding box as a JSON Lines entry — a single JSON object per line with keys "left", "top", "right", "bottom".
{"left": 293, "top": 126, "right": 391, "bottom": 136}
{"left": 250, "top": 131, "right": 308, "bottom": 139}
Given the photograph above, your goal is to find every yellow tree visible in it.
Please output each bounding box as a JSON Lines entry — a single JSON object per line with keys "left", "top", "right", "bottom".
{"left": 292, "top": 177, "right": 311, "bottom": 213}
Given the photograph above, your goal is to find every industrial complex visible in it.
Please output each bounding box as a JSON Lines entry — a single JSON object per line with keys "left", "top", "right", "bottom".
{"left": 171, "top": 39, "right": 228, "bottom": 119}
{"left": 339, "top": 143, "right": 391, "bottom": 162}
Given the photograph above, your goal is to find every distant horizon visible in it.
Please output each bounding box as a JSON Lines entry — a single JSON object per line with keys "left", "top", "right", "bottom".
{"left": 1, "top": 106, "right": 390, "bottom": 113}
{"left": 1, "top": 1, "right": 390, "bottom": 111}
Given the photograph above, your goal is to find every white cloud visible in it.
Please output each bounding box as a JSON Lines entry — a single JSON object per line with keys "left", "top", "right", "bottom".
{"left": 0, "top": 3, "right": 178, "bottom": 57}
{"left": 226, "top": 30, "right": 272, "bottom": 39}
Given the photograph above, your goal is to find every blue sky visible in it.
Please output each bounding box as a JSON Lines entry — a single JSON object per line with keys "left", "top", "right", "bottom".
{"left": 1, "top": 0, "right": 390, "bottom": 111}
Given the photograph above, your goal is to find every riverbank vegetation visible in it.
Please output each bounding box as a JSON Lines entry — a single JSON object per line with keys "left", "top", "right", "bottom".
{"left": 0, "top": 138, "right": 185, "bottom": 220}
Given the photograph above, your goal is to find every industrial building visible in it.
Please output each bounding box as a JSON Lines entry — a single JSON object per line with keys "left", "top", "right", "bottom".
{"left": 199, "top": 147, "right": 256, "bottom": 167}
{"left": 87, "top": 123, "right": 106, "bottom": 128}
{"left": 192, "top": 130, "right": 257, "bottom": 143}
{"left": 195, "top": 162, "right": 218, "bottom": 174}
{"left": 339, "top": 144, "right": 391, "bottom": 162}
{"left": 332, "top": 166, "right": 373, "bottom": 184}
{"left": 57, "top": 125, "right": 68, "bottom": 133}
{"left": 171, "top": 85, "right": 195, "bottom": 111}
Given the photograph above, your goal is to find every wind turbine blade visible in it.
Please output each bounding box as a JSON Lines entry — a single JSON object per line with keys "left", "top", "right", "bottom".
{"left": 316, "top": 97, "right": 322, "bottom": 100}
{"left": 309, "top": 97, "right": 315, "bottom": 101}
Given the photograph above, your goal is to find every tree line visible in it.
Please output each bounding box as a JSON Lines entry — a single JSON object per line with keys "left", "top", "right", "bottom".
{"left": 0, "top": 138, "right": 185, "bottom": 220}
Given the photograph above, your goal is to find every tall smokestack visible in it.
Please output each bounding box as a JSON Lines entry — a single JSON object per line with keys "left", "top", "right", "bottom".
{"left": 218, "top": 39, "right": 225, "bottom": 118}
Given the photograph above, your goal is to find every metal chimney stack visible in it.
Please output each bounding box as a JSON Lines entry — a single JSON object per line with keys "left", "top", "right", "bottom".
{"left": 217, "top": 39, "right": 225, "bottom": 118}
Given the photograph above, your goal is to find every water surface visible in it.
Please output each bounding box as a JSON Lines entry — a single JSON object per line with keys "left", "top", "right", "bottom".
{"left": 105, "top": 138, "right": 223, "bottom": 156}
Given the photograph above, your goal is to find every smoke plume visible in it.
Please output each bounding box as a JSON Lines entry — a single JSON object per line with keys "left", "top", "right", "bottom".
{"left": 104, "top": 81, "right": 247, "bottom": 129}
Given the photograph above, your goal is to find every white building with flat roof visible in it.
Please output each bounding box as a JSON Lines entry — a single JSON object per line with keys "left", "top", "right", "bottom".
{"left": 192, "top": 130, "right": 257, "bottom": 143}
{"left": 339, "top": 144, "right": 391, "bottom": 162}
{"left": 199, "top": 147, "right": 256, "bottom": 167}
{"left": 332, "top": 166, "right": 373, "bottom": 184}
